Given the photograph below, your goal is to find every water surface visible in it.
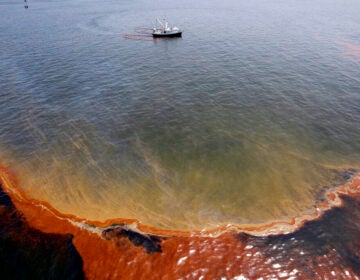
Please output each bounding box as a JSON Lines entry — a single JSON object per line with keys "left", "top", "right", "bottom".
{"left": 0, "top": 0, "right": 360, "bottom": 230}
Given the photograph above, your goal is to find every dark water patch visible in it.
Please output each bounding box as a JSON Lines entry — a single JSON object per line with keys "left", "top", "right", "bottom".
{"left": 341, "top": 168, "right": 359, "bottom": 181}
{"left": 0, "top": 183, "right": 84, "bottom": 280}
{"left": 235, "top": 193, "right": 360, "bottom": 277}
{"left": 0, "top": 186, "right": 14, "bottom": 208}
{"left": 315, "top": 168, "right": 359, "bottom": 202}
{"left": 102, "top": 225, "right": 165, "bottom": 254}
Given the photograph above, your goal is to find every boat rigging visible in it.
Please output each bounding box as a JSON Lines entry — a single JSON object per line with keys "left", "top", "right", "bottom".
{"left": 152, "top": 18, "right": 182, "bottom": 38}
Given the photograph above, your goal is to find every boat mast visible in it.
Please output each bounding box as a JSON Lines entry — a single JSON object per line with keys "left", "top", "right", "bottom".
{"left": 157, "top": 18, "right": 165, "bottom": 30}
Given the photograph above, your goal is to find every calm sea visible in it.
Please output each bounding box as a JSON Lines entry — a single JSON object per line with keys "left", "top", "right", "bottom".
{"left": 0, "top": 0, "right": 360, "bottom": 230}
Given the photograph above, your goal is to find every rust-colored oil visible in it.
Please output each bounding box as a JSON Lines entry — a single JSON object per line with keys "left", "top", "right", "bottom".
{"left": 1, "top": 165, "right": 359, "bottom": 279}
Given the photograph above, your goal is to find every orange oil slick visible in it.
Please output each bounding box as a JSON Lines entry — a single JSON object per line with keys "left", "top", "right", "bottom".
{"left": 1, "top": 164, "right": 360, "bottom": 279}
{"left": 336, "top": 41, "right": 360, "bottom": 62}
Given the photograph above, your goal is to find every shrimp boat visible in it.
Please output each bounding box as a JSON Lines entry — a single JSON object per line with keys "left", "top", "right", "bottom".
{"left": 152, "top": 18, "right": 182, "bottom": 38}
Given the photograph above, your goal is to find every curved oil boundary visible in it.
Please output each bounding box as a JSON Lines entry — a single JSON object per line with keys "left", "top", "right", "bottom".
{"left": 1, "top": 164, "right": 360, "bottom": 279}
{"left": 0, "top": 165, "right": 359, "bottom": 237}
